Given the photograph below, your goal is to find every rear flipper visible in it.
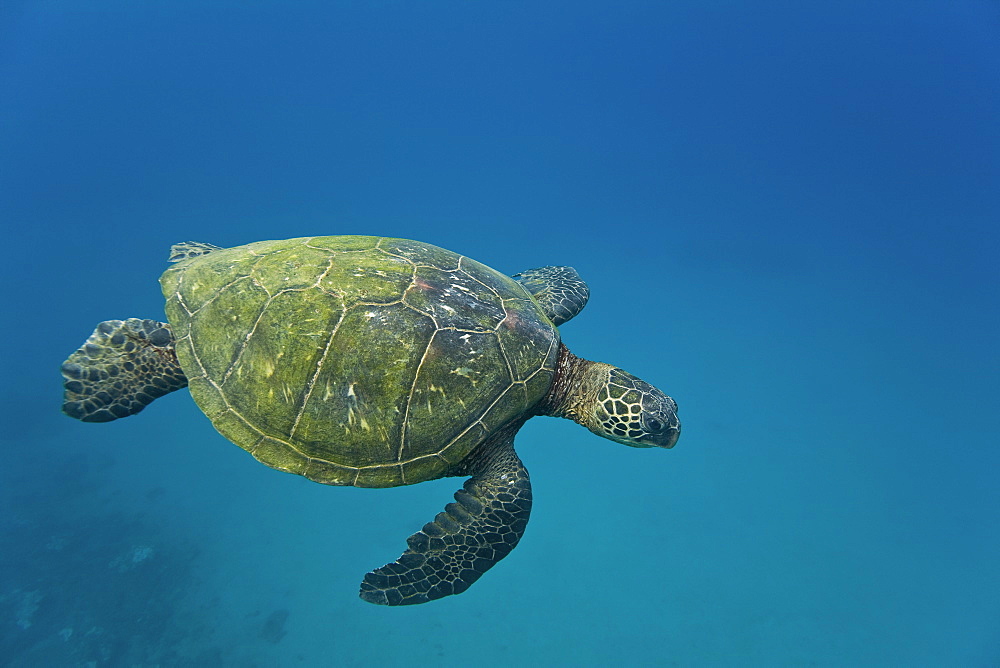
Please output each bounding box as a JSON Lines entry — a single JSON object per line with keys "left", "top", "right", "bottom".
{"left": 359, "top": 441, "right": 532, "bottom": 605}
{"left": 61, "top": 319, "right": 188, "bottom": 422}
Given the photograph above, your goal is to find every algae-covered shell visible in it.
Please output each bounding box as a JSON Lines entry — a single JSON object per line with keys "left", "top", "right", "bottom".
{"left": 160, "top": 236, "right": 560, "bottom": 488}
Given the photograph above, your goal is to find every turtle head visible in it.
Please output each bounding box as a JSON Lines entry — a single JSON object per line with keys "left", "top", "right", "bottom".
{"left": 582, "top": 367, "right": 681, "bottom": 449}
{"left": 543, "top": 347, "right": 681, "bottom": 449}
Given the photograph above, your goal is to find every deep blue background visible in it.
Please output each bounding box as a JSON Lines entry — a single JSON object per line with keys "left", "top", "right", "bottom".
{"left": 2, "top": 2, "right": 998, "bottom": 665}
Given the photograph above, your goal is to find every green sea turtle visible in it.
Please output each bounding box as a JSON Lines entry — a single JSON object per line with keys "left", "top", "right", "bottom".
{"left": 61, "top": 236, "right": 680, "bottom": 605}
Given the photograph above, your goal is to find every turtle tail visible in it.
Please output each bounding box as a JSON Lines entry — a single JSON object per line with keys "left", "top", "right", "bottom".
{"left": 61, "top": 319, "right": 188, "bottom": 422}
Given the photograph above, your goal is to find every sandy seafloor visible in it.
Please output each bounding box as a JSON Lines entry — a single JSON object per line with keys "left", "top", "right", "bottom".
{"left": 2, "top": 2, "right": 998, "bottom": 666}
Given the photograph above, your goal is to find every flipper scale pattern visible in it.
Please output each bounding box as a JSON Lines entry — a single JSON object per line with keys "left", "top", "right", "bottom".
{"left": 359, "top": 441, "right": 531, "bottom": 605}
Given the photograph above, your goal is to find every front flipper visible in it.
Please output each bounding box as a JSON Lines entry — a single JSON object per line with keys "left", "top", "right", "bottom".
{"left": 359, "top": 441, "right": 532, "bottom": 606}
{"left": 61, "top": 319, "right": 188, "bottom": 422}
{"left": 512, "top": 266, "right": 590, "bottom": 326}
{"left": 168, "top": 241, "right": 223, "bottom": 262}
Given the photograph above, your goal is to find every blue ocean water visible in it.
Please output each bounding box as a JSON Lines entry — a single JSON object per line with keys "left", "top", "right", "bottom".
{"left": 2, "top": 1, "right": 998, "bottom": 665}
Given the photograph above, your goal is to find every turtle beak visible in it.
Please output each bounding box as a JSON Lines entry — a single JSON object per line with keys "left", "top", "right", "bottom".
{"left": 642, "top": 422, "right": 680, "bottom": 449}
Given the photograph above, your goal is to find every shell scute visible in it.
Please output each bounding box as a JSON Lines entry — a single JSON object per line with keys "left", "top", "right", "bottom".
{"left": 316, "top": 248, "right": 414, "bottom": 306}
{"left": 402, "top": 328, "right": 514, "bottom": 462}
{"left": 497, "top": 296, "right": 559, "bottom": 381}
{"left": 223, "top": 288, "right": 345, "bottom": 440}
{"left": 307, "top": 235, "right": 381, "bottom": 253}
{"left": 249, "top": 243, "right": 335, "bottom": 292}
{"left": 404, "top": 264, "right": 506, "bottom": 331}
{"left": 378, "top": 237, "right": 462, "bottom": 271}
{"left": 185, "top": 276, "right": 270, "bottom": 382}
{"left": 292, "top": 303, "right": 431, "bottom": 467}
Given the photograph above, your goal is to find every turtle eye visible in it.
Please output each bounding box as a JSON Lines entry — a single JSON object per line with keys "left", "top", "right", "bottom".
{"left": 645, "top": 418, "right": 662, "bottom": 432}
